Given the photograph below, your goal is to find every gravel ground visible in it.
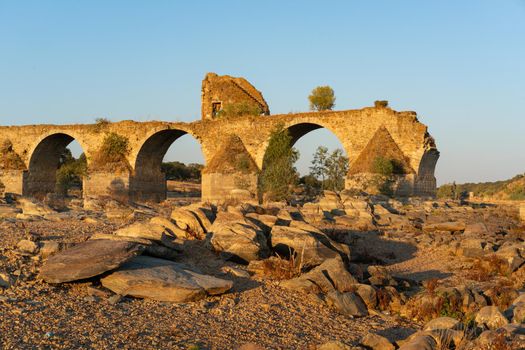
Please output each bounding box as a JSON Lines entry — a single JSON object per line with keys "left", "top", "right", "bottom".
{"left": 0, "top": 216, "right": 419, "bottom": 350}
{"left": 1, "top": 201, "right": 523, "bottom": 349}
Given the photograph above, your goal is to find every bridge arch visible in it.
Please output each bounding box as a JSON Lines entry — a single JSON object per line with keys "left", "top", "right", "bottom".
{"left": 130, "top": 127, "right": 205, "bottom": 202}
{"left": 256, "top": 120, "right": 351, "bottom": 169}
{"left": 415, "top": 148, "right": 439, "bottom": 196}
{"left": 23, "top": 131, "right": 90, "bottom": 198}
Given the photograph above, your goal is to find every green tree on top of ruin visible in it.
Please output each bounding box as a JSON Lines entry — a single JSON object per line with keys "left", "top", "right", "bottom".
{"left": 308, "top": 86, "right": 335, "bottom": 111}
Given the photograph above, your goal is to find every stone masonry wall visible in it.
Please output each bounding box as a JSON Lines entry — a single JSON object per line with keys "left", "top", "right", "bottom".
{"left": 0, "top": 106, "right": 439, "bottom": 201}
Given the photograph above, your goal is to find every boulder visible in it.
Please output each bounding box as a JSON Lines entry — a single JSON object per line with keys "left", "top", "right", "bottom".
{"left": 464, "top": 222, "right": 489, "bottom": 235}
{"left": 0, "top": 205, "right": 21, "bottom": 219}
{"left": 39, "top": 241, "right": 61, "bottom": 259}
{"left": 0, "top": 272, "right": 12, "bottom": 289}
{"left": 170, "top": 208, "right": 206, "bottom": 239}
{"left": 114, "top": 222, "right": 179, "bottom": 250}
{"left": 209, "top": 212, "right": 269, "bottom": 262}
{"left": 424, "top": 317, "right": 461, "bottom": 331}
{"left": 317, "top": 341, "right": 352, "bottom": 350}
{"left": 105, "top": 207, "right": 135, "bottom": 221}
{"left": 39, "top": 240, "right": 143, "bottom": 283}
{"left": 17, "top": 239, "right": 39, "bottom": 254}
{"left": 475, "top": 306, "right": 509, "bottom": 329}
{"left": 423, "top": 221, "right": 466, "bottom": 233}
{"left": 361, "top": 333, "right": 395, "bottom": 350}
{"left": 367, "top": 266, "right": 397, "bottom": 287}
{"left": 281, "top": 256, "right": 357, "bottom": 294}
{"left": 397, "top": 334, "right": 436, "bottom": 350}
{"left": 89, "top": 233, "right": 180, "bottom": 259}
{"left": 101, "top": 256, "right": 233, "bottom": 302}
{"left": 245, "top": 213, "right": 280, "bottom": 234}
{"left": 18, "top": 198, "right": 55, "bottom": 216}
{"left": 354, "top": 284, "right": 378, "bottom": 309}
{"left": 456, "top": 238, "right": 490, "bottom": 258}
{"left": 186, "top": 205, "right": 214, "bottom": 232}
{"left": 270, "top": 225, "right": 350, "bottom": 267}
{"left": 325, "top": 291, "right": 368, "bottom": 317}
{"left": 495, "top": 244, "right": 525, "bottom": 272}
{"left": 150, "top": 217, "right": 187, "bottom": 238}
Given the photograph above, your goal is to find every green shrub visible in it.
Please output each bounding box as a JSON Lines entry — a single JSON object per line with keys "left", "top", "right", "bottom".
{"left": 93, "top": 118, "right": 111, "bottom": 133}
{"left": 374, "top": 100, "right": 389, "bottom": 108}
{"left": 55, "top": 153, "right": 87, "bottom": 196}
{"left": 216, "top": 102, "right": 262, "bottom": 118}
{"left": 372, "top": 156, "right": 394, "bottom": 176}
{"left": 308, "top": 86, "right": 335, "bottom": 111}
{"left": 92, "top": 133, "right": 130, "bottom": 172}
{"left": 259, "top": 124, "right": 299, "bottom": 202}
{"left": 234, "top": 154, "right": 252, "bottom": 173}
{"left": 0, "top": 139, "right": 25, "bottom": 170}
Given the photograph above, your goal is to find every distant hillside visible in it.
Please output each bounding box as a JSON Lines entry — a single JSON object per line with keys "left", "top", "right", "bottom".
{"left": 437, "top": 173, "right": 525, "bottom": 200}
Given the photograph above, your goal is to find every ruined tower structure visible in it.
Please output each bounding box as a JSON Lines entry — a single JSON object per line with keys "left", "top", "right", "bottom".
{"left": 0, "top": 73, "right": 439, "bottom": 202}
{"left": 201, "top": 73, "right": 270, "bottom": 120}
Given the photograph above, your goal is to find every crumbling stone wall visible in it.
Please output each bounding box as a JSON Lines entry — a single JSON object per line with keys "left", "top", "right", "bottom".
{"left": 0, "top": 105, "right": 438, "bottom": 201}
{"left": 201, "top": 73, "right": 270, "bottom": 120}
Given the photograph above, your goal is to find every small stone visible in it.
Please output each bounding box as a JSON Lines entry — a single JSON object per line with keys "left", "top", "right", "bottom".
{"left": 325, "top": 291, "right": 368, "bottom": 317}
{"left": 317, "top": 341, "right": 351, "bottom": 350}
{"left": 107, "top": 294, "right": 122, "bottom": 305}
{"left": 475, "top": 306, "right": 509, "bottom": 329}
{"left": 39, "top": 241, "right": 60, "bottom": 259}
{"left": 221, "top": 265, "right": 250, "bottom": 278}
{"left": 424, "top": 316, "right": 461, "bottom": 331}
{"left": 17, "top": 239, "right": 39, "bottom": 254}
{"left": 0, "top": 272, "right": 12, "bottom": 289}
{"left": 361, "top": 332, "right": 395, "bottom": 350}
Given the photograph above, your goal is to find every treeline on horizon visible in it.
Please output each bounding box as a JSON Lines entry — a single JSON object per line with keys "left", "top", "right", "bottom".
{"left": 437, "top": 173, "right": 525, "bottom": 200}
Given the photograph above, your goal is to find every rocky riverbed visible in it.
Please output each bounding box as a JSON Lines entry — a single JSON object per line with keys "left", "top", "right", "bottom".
{"left": 1, "top": 193, "right": 524, "bottom": 349}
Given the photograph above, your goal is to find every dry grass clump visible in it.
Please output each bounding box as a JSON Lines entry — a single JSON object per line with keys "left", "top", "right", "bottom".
{"left": 376, "top": 288, "right": 392, "bottom": 311}
{"left": 485, "top": 281, "right": 517, "bottom": 310}
{"left": 91, "top": 133, "right": 131, "bottom": 172}
{"left": 92, "top": 117, "right": 111, "bottom": 133}
{"left": 423, "top": 278, "right": 439, "bottom": 295}
{"left": 466, "top": 255, "right": 511, "bottom": 282}
{"left": 262, "top": 253, "right": 302, "bottom": 280}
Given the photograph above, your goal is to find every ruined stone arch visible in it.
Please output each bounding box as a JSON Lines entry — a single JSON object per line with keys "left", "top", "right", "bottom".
{"left": 23, "top": 131, "right": 90, "bottom": 198}
{"left": 255, "top": 120, "right": 351, "bottom": 170}
{"left": 414, "top": 148, "right": 440, "bottom": 197}
{"left": 129, "top": 126, "right": 205, "bottom": 202}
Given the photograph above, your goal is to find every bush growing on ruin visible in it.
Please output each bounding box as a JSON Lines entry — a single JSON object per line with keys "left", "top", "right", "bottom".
{"left": 259, "top": 124, "right": 299, "bottom": 202}
{"left": 91, "top": 132, "right": 131, "bottom": 172}
{"left": 93, "top": 117, "right": 111, "bottom": 133}
{"left": 374, "top": 100, "right": 389, "bottom": 108}
{"left": 308, "top": 86, "right": 335, "bottom": 111}
{"left": 217, "top": 102, "right": 263, "bottom": 118}
{"left": 0, "top": 139, "right": 25, "bottom": 170}
{"left": 371, "top": 156, "right": 405, "bottom": 196}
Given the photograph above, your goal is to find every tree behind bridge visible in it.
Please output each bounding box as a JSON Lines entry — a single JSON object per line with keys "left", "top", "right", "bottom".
{"left": 259, "top": 124, "right": 299, "bottom": 202}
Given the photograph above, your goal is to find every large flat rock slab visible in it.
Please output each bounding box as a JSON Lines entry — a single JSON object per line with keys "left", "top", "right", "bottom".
{"left": 40, "top": 240, "right": 143, "bottom": 283}
{"left": 101, "top": 256, "right": 233, "bottom": 302}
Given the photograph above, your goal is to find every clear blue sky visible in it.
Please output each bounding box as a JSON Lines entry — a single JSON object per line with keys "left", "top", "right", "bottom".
{"left": 1, "top": 1, "right": 524, "bottom": 185}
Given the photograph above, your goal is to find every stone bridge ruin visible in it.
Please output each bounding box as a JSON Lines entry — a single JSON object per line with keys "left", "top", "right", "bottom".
{"left": 0, "top": 73, "right": 439, "bottom": 202}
